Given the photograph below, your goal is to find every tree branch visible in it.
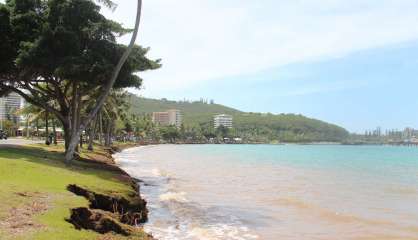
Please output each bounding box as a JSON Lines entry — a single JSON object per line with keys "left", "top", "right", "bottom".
{"left": 0, "top": 84, "right": 66, "bottom": 123}
{"left": 80, "top": 0, "right": 142, "bottom": 130}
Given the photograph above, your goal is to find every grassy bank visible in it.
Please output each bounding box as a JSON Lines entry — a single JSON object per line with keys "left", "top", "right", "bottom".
{"left": 0, "top": 144, "right": 151, "bottom": 240}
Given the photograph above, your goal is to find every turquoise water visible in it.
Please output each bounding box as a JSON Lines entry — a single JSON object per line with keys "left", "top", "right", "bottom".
{"left": 192, "top": 144, "right": 418, "bottom": 170}
{"left": 115, "top": 145, "right": 418, "bottom": 240}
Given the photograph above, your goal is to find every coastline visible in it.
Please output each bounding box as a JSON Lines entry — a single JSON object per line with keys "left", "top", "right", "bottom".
{"left": 89, "top": 143, "right": 157, "bottom": 239}
{"left": 109, "top": 143, "right": 157, "bottom": 238}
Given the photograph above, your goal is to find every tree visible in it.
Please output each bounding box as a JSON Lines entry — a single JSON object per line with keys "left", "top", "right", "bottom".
{"left": 216, "top": 125, "right": 230, "bottom": 139}
{"left": 0, "top": 0, "right": 160, "bottom": 163}
{"left": 133, "top": 114, "right": 155, "bottom": 140}
{"left": 100, "top": 91, "right": 131, "bottom": 146}
{"left": 160, "top": 125, "right": 179, "bottom": 143}
{"left": 17, "top": 103, "right": 60, "bottom": 143}
{"left": 44, "top": 110, "right": 50, "bottom": 145}
{"left": 87, "top": 115, "right": 98, "bottom": 151}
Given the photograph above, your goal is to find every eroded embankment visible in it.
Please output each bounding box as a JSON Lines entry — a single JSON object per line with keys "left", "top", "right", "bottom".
{"left": 65, "top": 145, "right": 152, "bottom": 238}
{"left": 67, "top": 184, "right": 149, "bottom": 236}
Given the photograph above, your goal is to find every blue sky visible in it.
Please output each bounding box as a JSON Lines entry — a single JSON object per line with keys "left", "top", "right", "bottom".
{"left": 1, "top": 0, "right": 416, "bottom": 132}
{"left": 102, "top": 0, "right": 418, "bottom": 133}
{"left": 165, "top": 41, "right": 418, "bottom": 133}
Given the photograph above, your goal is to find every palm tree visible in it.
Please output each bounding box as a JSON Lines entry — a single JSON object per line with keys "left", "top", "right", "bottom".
{"left": 16, "top": 105, "right": 58, "bottom": 144}
{"left": 65, "top": 0, "right": 143, "bottom": 163}
{"left": 95, "top": 0, "right": 117, "bottom": 9}
{"left": 84, "top": 91, "right": 131, "bottom": 149}
{"left": 101, "top": 91, "right": 131, "bottom": 146}
{"left": 16, "top": 105, "right": 42, "bottom": 140}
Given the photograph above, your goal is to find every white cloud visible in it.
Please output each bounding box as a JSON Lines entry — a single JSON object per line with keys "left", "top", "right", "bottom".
{"left": 102, "top": 0, "right": 418, "bottom": 96}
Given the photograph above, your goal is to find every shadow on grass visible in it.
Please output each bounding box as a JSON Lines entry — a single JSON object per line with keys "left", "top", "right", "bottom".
{"left": 0, "top": 145, "right": 137, "bottom": 196}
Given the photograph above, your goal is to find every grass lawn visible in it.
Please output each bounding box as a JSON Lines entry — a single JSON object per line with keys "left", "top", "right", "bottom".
{"left": 0, "top": 144, "right": 151, "bottom": 240}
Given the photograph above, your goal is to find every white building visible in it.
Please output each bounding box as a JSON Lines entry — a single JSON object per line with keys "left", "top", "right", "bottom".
{"left": 0, "top": 92, "right": 23, "bottom": 122}
{"left": 214, "top": 114, "right": 233, "bottom": 129}
{"left": 152, "top": 109, "right": 182, "bottom": 128}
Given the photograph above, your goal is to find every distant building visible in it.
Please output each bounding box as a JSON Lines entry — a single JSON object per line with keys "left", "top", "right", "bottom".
{"left": 0, "top": 92, "right": 23, "bottom": 123}
{"left": 214, "top": 114, "right": 233, "bottom": 129}
{"left": 167, "top": 109, "right": 182, "bottom": 128}
{"left": 152, "top": 112, "right": 169, "bottom": 126}
{"left": 152, "top": 109, "right": 182, "bottom": 128}
{"left": 403, "top": 127, "right": 416, "bottom": 140}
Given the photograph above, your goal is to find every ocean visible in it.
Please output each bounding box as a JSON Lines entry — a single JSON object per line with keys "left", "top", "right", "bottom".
{"left": 114, "top": 144, "right": 418, "bottom": 240}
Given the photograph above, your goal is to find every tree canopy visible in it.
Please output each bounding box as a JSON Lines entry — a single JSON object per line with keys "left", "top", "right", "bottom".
{"left": 0, "top": 0, "right": 160, "bottom": 162}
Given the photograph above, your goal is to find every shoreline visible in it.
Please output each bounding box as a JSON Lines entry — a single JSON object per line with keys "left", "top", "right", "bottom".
{"left": 63, "top": 144, "right": 156, "bottom": 239}
{"left": 109, "top": 143, "right": 157, "bottom": 238}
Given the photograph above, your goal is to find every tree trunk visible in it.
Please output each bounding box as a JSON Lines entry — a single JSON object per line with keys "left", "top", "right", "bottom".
{"left": 104, "top": 119, "right": 114, "bottom": 147}
{"left": 88, "top": 128, "right": 94, "bottom": 151}
{"left": 104, "top": 120, "right": 110, "bottom": 147}
{"left": 26, "top": 117, "right": 30, "bottom": 138}
{"left": 88, "top": 117, "right": 97, "bottom": 151}
{"left": 110, "top": 121, "right": 115, "bottom": 146}
{"left": 97, "top": 110, "right": 103, "bottom": 145}
{"left": 99, "top": 111, "right": 103, "bottom": 145}
{"left": 36, "top": 119, "right": 40, "bottom": 139}
{"left": 63, "top": 121, "right": 70, "bottom": 151}
{"left": 65, "top": 130, "right": 81, "bottom": 164}
{"left": 79, "top": 133, "right": 83, "bottom": 149}
{"left": 45, "top": 111, "right": 49, "bottom": 145}
{"left": 52, "top": 118, "right": 57, "bottom": 145}
{"left": 65, "top": 83, "right": 81, "bottom": 164}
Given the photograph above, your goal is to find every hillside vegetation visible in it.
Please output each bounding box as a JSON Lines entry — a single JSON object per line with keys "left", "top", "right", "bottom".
{"left": 128, "top": 95, "right": 349, "bottom": 142}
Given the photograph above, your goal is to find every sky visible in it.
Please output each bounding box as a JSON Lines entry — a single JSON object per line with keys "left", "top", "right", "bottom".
{"left": 102, "top": 0, "right": 417, "bottom": 132}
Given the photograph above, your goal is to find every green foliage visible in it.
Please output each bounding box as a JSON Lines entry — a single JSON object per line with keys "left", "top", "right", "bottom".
{"left": 0, "top": 0, "right": 160, "bottom": 161}
{"left": 128, "top": 95, "right": 349, "bottom": 143}
{"left": 132, "top": 114, "right": 155, "bottom": 139}
{"left": 128, "top": 95, "right": 239, "bottom": 127}
{"left": 234, "top": 112, "right": 348, "bottom": 142}
{"left": 216, "top": 125, "right": 230, "bottom": 138}
{"left": 1, "top": 120, "right": 16, "bottom": 135}
{"left": 159, "top": 125, "right": 180, "bottom": 143}
{"left": 0, "top": 3, "right": 16, "bottom": 74}
{"left": 0, "top": 0, "right": 160, "bottom": 121}
{"left": 6, "top": 0, "right": 159, "bottom": 89}
{"left": 95, "top": 0, "right": 117, "bottom": 11}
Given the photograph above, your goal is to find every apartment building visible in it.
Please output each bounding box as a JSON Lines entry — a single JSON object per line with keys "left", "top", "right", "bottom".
{"left": 152, "top": 109, "right": 182, "bottom": 128}
{"left": 214, "top": 114, "right": 233, "bottom": 129}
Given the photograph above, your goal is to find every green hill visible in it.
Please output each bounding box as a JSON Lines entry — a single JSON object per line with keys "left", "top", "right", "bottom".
{"left": 128, "top": 96, "right": 241, "bottom": 125}
{"left": 128, "top": 94, "right": 349, "bottom": 142}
